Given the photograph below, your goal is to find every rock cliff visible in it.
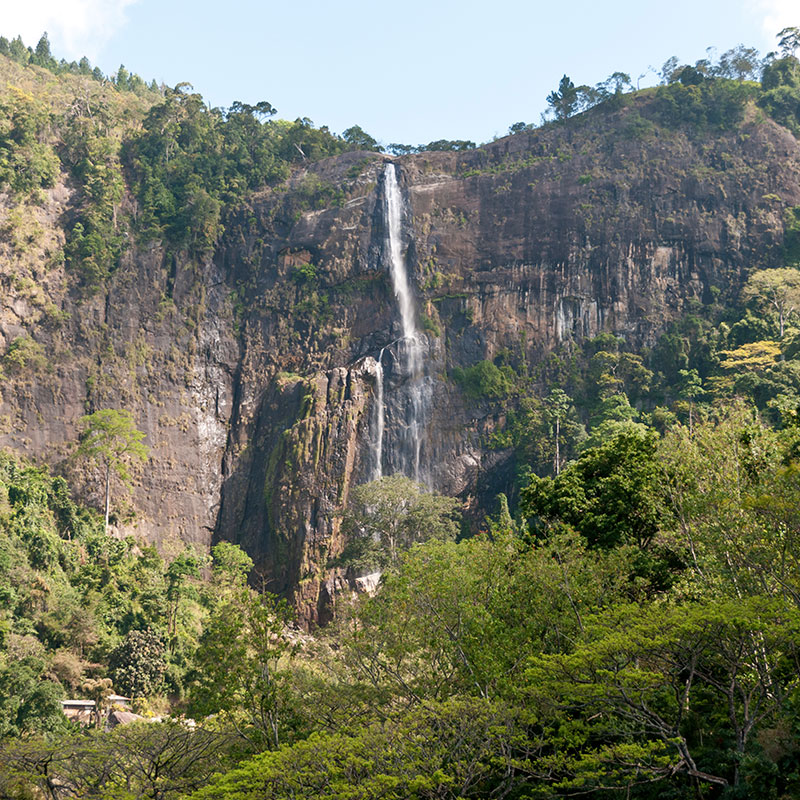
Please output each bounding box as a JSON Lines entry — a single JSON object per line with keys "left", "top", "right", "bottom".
{"left": 2, "top": 96, "right": 799, "bottom": 622}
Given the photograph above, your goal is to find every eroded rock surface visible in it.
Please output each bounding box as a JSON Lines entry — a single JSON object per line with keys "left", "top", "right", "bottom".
{"left": 2, "top": 104, "right": 800, "bottom": 622}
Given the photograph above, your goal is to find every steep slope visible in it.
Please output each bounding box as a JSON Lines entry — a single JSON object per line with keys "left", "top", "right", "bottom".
{"left": 2, "top": 77, "right": 799, "bottom": 622}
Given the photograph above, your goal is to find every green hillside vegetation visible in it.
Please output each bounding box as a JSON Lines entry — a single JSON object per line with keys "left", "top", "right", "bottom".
{"left": 4, "top": 27, "right": 800, "bottom": 800}
{"left": 5, "top": 397, "right": 800, "bottom": 798}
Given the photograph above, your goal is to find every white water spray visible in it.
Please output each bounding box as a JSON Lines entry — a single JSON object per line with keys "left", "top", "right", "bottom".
{"left": 370, "top": 347, "right": 385, "bottom": 481}
{"left": 370, "top": 163, "right": 431, "bottom": 484}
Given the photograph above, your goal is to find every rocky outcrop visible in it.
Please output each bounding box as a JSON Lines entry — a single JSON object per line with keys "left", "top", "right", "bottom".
{"left": 2, "top": 100, "right": 800, "bottom": 623}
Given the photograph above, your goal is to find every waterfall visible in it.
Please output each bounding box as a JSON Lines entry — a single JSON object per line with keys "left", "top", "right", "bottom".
{"left": 370, "top": 347, "right": 385, "bottom": 481}
{"left": 369, "top": 163, "right": 431, "bottom": 484}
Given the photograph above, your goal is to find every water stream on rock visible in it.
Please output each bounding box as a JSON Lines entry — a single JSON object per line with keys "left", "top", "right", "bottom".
{"left": 370, "top": 163, "right": 431, "bottom": 484}
{"left": 370, "top": 347, "right": 385, "bottom": 481}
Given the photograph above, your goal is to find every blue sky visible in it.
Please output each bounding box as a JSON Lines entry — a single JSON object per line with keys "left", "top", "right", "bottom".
{"left": 1, "top": 0, "right": 796, "bottom": 145}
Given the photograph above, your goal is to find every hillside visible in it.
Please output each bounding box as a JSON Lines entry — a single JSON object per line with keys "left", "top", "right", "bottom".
{"left": 1, "top": 51, "right": 800, "bottom": 621}
{"left": 3, "top": 32, "right": 800, "bottom": 800}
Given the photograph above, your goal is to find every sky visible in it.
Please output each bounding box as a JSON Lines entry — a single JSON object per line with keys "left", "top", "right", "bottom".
{"left": 0, "top": 0, "right": 796, "bottom": 146}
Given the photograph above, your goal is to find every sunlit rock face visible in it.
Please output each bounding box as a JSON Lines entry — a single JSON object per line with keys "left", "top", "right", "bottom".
{"left": 3, "top": 104, "right": 800, "bottom": 624}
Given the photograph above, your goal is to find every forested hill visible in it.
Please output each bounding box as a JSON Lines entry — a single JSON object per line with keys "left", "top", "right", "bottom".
{"left": 3, "top": 28, "right": 800, "bottom": 800}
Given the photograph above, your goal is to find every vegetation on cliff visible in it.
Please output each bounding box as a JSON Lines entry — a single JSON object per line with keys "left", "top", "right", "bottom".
{"left": 4, "top": 25, "right": 800, "bottom": 800}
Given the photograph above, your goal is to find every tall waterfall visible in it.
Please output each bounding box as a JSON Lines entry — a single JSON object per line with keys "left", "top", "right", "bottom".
{"left": 370, "top": 347, "right": 385, "bottom": 481}
{"left": 370, "top": 163, "right": 431, "bottom": 484}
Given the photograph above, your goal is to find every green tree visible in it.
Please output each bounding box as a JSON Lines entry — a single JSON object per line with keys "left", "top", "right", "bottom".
{"left": 341, "top": 125, "right": 383, "bottom": 151}
{"left": 189, "top": 589, "right": 291, "bottom": 750}
{"left": 542, "top": 388, "right": 574, "bottom": 475}
{"left": 717, "top": 44, "right": 761, "bottom": 80}
{"left": 339, "top": 476, "right": 460, "bottom": 569}
{"left": 522, "top": 426, "right": 669, "bottom": 553}
{"left": 165, "top": 551, "right": 200, "bottom": 644}
{"left": 778, "top": 26, "right": 800, "bottom": 58}
{"left": 527, "top": 597, "right": 800, "bottom": 793}
{"left": 108, "top": 629, "right": 166, "bottom": 698}
{"left": 76, "top": 409, "right": 149, "bottom": 534}
{"left": 81, "top": 677, "right": 114, "bottom": 727}
{"left": 547, "top": 74, "right": 579, "bottom": 120}
{"left": 742, "top": 267, "right": 800, "bottom": 338}
{"left": 450, "top": 360, "right": 514, "bottom": 401}
{"left": 186, "top": 698, "right": 525, "bottom": 800}
{"left": 32, "top": 33, "right": 53, "bottom": 68}
{"left": 210, "top": 541, "right": 253, "bottom": 587}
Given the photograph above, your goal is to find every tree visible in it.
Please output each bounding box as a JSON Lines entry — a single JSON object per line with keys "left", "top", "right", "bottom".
{"left": 166, "top": 551, "right": 201, "bottom": 644}
{"left": 522, "top": 426, "right": 669, "bottom": 552}
{"left": 546, "top": 75, "right": 579, "bottom": 121}
{"left": 81, "top": 677, "right": 114, "bottom": 728}
{"left": 717, "top": 44, "right": 761, "bottom": 80}
{"left": 778, "top": 26, "right": 800, "bottom": 58}
{"left": 341, "top": 125, "right": 383, "bottom": 152}
{"left": 676, "top": 367, "right": 703, "bottom": 429}
{"left": 186, "top": 698, "right": 526, "bottom": 800}
{"left": 339, "top": 476, "right": 460, "bottom": 570}
{"left": 344, "top": 530, "right": 628, "bottom": 706}
{"left": 741, "top": 267, "right": 800, "bottom": 338}
{"left": 210, "top": 541, "right": 253, "bottom": 587}
{"left": 0, "top": 723, "right": 233, "bottom": 800}
{"left": 189, "top": 589, "right": 290, "bottom": 750}
{"left": 76, "top": 409, "right": 148, "bottom": 533}
{"left": 660, "top": 56, "right": 681, "bottom": 84}
{"left": 108, "top": 629, "right": 166, "bottom": 698}
{"left": 107, "top": 720, "right": 232, "bottom": 799}
{"left": 599, "top": 71, "right": 632, "bottom": 95}
{"left": 542, "top": 389, "right": 572, "bottom": 475}
{"left": 527, "top": 597, "right": 800, "bottom": 793}
{"left": 657, "top": 403, "right": 800, "bottom": 603}
{"left": 32, "top": 33, "right": 53, "bottom": 68}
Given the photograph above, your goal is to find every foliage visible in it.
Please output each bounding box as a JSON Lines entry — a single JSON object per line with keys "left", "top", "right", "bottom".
{"left": 0, "top": 87, "right": 59, "bottom": 196}
{"left": 62, "top": 123, "right": 126, "bottom": 290}
{"left": 741, "top": 267, "right": 800, "bottom": 337}
{"left": 547, "top": 74, "right": 580, "bottom": 121}
{"left": 188, "top": 588, "right": 292, "bottom": 750}
{"left": 338, "top": 475, "right": 460, "bottom": 569}
{"left": 450, "top": 359, "right": 514, "bottom": 400}
{"left": 2, "top": 335, "right": 47, "bottom": 373}
{"left": 0, "top": 722, "right": 234, "bottom": 799}
{"left": 108, "top": 629, "right": 166, "bottom": 697}
{"left": 522, "top": 425, "right": 669, "bottom": 551}
{"left": 341, "top": 124, "right": 383, "bottom": 152}
{"left": 75, "top": 408, "right": 149, "bottom": 532}
{"left": 123, "top": 88, "right": 346, "bottom": 251}
{"left": 653, "top": 78, "right": 756, "bottom": 130}
{"left": 188, "top": 698, "right": 526, "bottom": 800}
{"left": 759, "top": 54, "right": 800, "bottom": 134}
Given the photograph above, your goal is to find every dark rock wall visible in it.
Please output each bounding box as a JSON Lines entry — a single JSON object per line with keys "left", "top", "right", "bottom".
{"left": 2, "top": 104, "right": 799, "bottom": 621}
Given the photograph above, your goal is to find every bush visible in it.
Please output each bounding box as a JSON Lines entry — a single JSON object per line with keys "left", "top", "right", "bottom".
{"left": 3, "top": 336, "right": 48, "bottom": 373}
{"left": 451, "top": 360, "right": 514, "bottom": 400}
{"left": 653, "top": 79, "right": 755, "bottom": 130}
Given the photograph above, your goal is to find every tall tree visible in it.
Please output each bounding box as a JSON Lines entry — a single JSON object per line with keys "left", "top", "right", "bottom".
{"left": 76, "top": 409, "right": 149, "bottom": 534}
{"left": 741, "top": 267, "right": 800, "bottom": 338}
{"left": 546, "top": 75, "right": 579, "bottom": 121}
{"left": 189, "top": 588, "right": 290, "bottom": 750}
{"left": 542, "top": 389, "right": 573, "bottom": 474}
{"left": 778, "top": 26, "right": 800, "bottom": 58}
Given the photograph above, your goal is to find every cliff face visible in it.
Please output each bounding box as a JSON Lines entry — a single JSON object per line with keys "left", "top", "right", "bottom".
{"left": 2, "top": 98, "right": 800, "bottom": 622}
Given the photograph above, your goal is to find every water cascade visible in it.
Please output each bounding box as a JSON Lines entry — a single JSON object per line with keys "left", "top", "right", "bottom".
{"left": 369, "top": 163, "right": 432, "bottom": 484}
{"left": 370, "top": 347, "right": 385, "bottom": 481}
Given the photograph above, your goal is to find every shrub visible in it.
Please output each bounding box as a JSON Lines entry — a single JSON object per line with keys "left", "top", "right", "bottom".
{"left": 451, "top": 360, "right": 514, "bottom": 400}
